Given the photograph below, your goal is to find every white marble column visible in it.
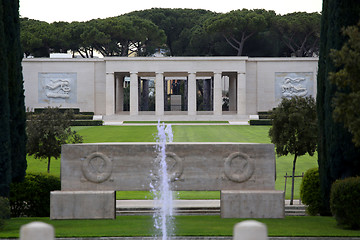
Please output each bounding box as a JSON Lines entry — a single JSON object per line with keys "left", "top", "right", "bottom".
{"left": 229, "top": 75, "right": 237, "bottom": 111}
{"left": 105, "top": 72, "right": 115, "bottom": 115}
{"left": 213, "top": 72, "right": 223, "bottom": 115}
{"left": 130, "top": 72, "right": 139, "bottom": 116}
{"left": 187, "top": 72, "right": 196, "bottom": 115}
{"left": 115, "top": 75, "right": 124, "bottom": 113}
{"left": 237, "top": 72, "right": 247, "bottom": 115}
{"left": 155, "top": 72, "right": 164, "bottom": 116}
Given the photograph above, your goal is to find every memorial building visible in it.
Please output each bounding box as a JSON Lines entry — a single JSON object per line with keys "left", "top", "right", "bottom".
{"left": 22, "top": 56, "right": 318, "bottom": 121}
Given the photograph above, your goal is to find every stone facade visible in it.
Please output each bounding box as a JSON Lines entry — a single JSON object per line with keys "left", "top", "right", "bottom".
{"left": 22, "top": 57, "right": 318, "bottom": 121}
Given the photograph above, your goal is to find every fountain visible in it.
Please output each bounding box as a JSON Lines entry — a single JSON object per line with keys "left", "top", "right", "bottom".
{"left": 150, "top": 122, "right": 175, "bottom": 239}
{"left": 51, "top": 129, "right": 284, "bottom": 221}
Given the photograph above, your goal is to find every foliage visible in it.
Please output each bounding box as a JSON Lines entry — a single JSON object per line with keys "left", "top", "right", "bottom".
{"left": 300, "top": 168, "right": 321, "bottom": 215}
{"left": 0, "top": 0, "right": 26, "bottom": 198}
{"left": 70, "top": 120, "right": 103, "bottom": 126}
{"left": 0, "top": 197, "right": 10, "bottom": 230}
{"left": 26, "top": 107, "right": 83, "bottom": 173}
{"left": 6, "top": 0, "right": 27, "bottom": 184}
{"left": 329, "top": 21, "right": 360, "bottom": 147}
{"left": 20, "top": 8, "right": 320, "bottom": 57}
{"left": 205, "top": 9, "right": 275, "bottom": 56}
{"left": 330, "top": 176, "right": 360, "bottom": 229}
{"left": 9, "top": 173, "right": 60, "bottom": 217}
{"left": 316, "top": 0, "right": 360, "bottom": 216}
{"left": 128, "top": 8, "right": 218, "bottom": 56}
{"left": 269, "top": 96, "right": 317, "bottom": 204}
{"left": 0, "top": 0, "right": 11, "bottom": 198}
{"left": 273, "top": 12, "right": 321, "bottom": 57}
{"left": 249, "top": 119, "right": 272, "bottom": 125}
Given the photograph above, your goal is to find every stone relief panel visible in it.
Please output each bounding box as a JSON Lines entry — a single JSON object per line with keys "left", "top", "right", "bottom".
{"left": 224, "top": 152, "right": 255, "bottom": 183}
{"left": 275, "top": 72, "right": 313, "bottom": 102}
{"left": 38, "top": 73, "right": 77, "bottom": 103}
{"left": 81, "top": 152, "right": 113, "bottom": 183}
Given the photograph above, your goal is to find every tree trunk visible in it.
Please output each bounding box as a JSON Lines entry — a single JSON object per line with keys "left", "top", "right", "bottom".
{"left": 290, "top": 154, "right": 298, "bottom": 205}
{"left": 47, "top": 156, "right": 51, "bottom": 173}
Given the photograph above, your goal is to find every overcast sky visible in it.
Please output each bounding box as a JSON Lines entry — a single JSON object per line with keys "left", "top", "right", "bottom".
{"left": 19, "top": 0, "right": 323, "bottom": 23}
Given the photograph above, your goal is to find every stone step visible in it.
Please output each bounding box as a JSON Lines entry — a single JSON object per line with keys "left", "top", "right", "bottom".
{"left": 116, "top": 200, "right": 307, "bottom": 216}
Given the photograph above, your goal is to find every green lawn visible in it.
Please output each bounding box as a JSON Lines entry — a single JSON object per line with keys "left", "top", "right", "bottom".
{"left": 27, "top": 125, "right": 318, "bottom": 199}
{"left": 1, "top": 216, "right": 360, "bottom": 238}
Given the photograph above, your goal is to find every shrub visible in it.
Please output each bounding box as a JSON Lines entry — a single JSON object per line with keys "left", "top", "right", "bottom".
{"left": 0, "top": 197, "right": 10, "bottom": 229}
{"left": 330, "top": 176, "right": 360, "bottom": 229}
{"left": 9, "top": 173, "right": 60, "bottom": 217}
{"left": 70, "top": 120, "right": 103, "bottom": 126}
{"left": 249, "top": 119, "right": 272, "bottom": 125}
{"left": 300, "top": 168, "right": 321, "bottom": 215}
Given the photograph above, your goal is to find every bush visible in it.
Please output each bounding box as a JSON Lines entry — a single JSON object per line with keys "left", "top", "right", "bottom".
{"left": 300, "top": 168, "right": 321, "bottom": 215}
{"left": 9, "top": 173, "right": 60, "bottom": 217}
{"left": 330, "top": 176, "right": 360, "bottom": 229}
{"left": 70, "top": 120, "right": 103, "bottom": 126}
{"left": 74, "top": 114, "right": 93, "bottom": 120}
{"left": 249, "top": 119, "right": 272, "bottom": 125}
{"left": 0, "top": 197, "right": 10, "bottom": 229}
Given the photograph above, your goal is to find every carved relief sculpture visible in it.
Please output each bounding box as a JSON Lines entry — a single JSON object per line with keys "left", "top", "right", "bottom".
{"left": 281, "top": 77, "right": 308, "bottom": 98}
{"left": 46, "top": 79, "right": 71, "bottom": 98}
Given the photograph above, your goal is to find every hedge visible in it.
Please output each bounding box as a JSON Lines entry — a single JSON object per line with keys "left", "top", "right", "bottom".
{"left": 0, "top": 197, "right": 10, "bottom": 229}
{"left": 249, "top": 119, "right": 272, "bottom": 125}
{"left": 330, "top": 176, "right": 360, "bottom": 229}
{"left": 9, "top": 173, "right": 60, "bottom": 217}
{"left": 70, "top": 120, "right": 103, "bottom": 126}
{"left": 300, "top": 168, "right": 321, "bottom": 215}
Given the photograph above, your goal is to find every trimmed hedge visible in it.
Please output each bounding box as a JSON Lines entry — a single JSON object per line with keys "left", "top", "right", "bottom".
{"left": 74, "top": 114, "right": 94, "bottom": 120}
{"left": 249, "top": 119, "right": 272, "bottom": 125}
{"left": 9, "top": 173, "right": 60, "bottom": 217}
{"left": 70, "top": 120, "right": 103, "bottom": 126}
{"left": 0, "top": 197, "right": 10, "bottom": 229}
{"left": 300, "top": 168, "right": 321, "bottom": 215}
{"left": 34, "top": 108, "right": 80, "bottom": 114}
{"left": 330, "top": 176, "right": 360, "bottom": 229}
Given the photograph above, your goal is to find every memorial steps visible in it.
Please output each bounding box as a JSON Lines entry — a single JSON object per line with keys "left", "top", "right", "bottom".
{"left": 102, "top": 112, "right": 251, "bottom": 124}
{"left": 115, "top": 200, "right": 306, "bottom": 216}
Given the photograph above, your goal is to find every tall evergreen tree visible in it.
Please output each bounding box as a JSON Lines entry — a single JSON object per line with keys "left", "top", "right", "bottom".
{"left": 0, "top": 0, "right": 26, "bottom": 197}
{"left": 0, "top": 0, "right": 12, "bottom": 197}
{"left": 317, "top": 0, "right": 360, "bottom": 215}
{"left": 4, "top": 0, "right": 27, "bottom": 182}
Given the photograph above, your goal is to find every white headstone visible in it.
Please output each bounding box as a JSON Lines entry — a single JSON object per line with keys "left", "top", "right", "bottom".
{"left": 20, "top": 222, "right": 54, "bottom": 240}
{"left": 233, "top": 220, "right": 268, "bottom": 240}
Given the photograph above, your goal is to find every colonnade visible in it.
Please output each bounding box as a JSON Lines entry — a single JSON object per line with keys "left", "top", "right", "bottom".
{"left": 106, "top": 71, "right": 247, "bottom": 117}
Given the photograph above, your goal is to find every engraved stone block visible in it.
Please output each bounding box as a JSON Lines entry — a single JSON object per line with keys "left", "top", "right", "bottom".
{"left": 50, "top": 191, "right": 115, "bottom": 219}
{"left": 221, "top": 190, "right": 285, "bottom": 218}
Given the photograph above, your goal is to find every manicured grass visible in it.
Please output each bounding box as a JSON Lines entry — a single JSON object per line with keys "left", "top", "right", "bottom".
{"left": 2, "top": 216, "right": 360, "bottom": 238}
{"left": 27, "top": 125, "right": 318, "bottom": 199}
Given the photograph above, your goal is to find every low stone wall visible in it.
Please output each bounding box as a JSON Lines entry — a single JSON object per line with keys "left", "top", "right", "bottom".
{"left": 51, "top": 142, "right": 284, "bottom": 219}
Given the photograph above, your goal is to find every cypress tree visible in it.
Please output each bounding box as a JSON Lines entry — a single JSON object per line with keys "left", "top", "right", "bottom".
{"left": 4, "top": 0, "right": 27, "bottom": 182}
{"left": 0, "top": 0, "right": 11, "bottom": 197}
{"left": 317, "top": 0, "right": 360, "bottom": 215}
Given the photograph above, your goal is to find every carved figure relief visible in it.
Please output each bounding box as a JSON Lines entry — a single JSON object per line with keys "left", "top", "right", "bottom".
{"left": 81, "top": 152, "right": 113, "bottom": 183}
{"left": 281, "top": 77, "right": 308, "bottom": 98}
{"left": 38, "top": 73, "right": 77, "bottom": 103}
{"left": 275, "top": 72, "right": 313, "bottom": 101}
{"left": 224, "top": 152, "right": 254, "bottom": 183}
{"left": 45, "top": 79, "right": 71, "bottom": 98}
